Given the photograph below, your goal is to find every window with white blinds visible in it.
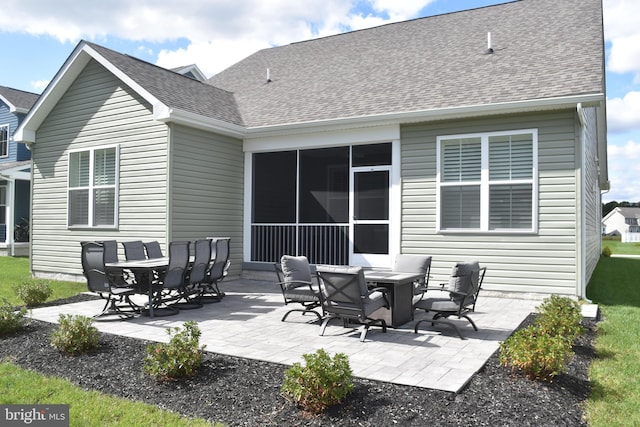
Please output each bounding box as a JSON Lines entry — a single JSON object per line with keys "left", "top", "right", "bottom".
{"left": 438, "top": 130, "right": 536, "bottom": 232}
{"left": 68, "top": 146, "right": 118, "bottom": 227}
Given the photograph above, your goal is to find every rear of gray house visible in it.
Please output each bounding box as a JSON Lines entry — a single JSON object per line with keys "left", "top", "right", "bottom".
{"left": 16, "top": 0, "right": 608, "bottom": 298}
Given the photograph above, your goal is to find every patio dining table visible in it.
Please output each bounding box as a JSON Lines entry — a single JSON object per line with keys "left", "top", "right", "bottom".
{"left": 105, "top": 257, "right": 173, "bottom": 317}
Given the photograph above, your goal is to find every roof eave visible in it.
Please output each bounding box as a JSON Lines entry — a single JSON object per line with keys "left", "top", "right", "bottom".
{"left": 155, "top": 107, "right": 246, "bottom": 138}
{"left": 244, "top": 93, "right": 606, "bottom": 138}
{"left": 14, "top": 41, "right": 166, "bottom": 144}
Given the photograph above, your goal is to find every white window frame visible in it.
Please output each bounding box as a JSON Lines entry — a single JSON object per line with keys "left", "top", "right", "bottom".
{"left": 0, "top": 124, "right": 9, "bottom": 158}
{"left": 67, "top": 144, "right": 119, "bottom": 229}
{"left": 436, "top": 129, "right": 538, "bottom": 234}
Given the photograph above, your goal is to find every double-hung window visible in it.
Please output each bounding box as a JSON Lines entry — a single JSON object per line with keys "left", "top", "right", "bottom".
{"left": 437, "top": 129, "right": 537, "bottom": 232}
{"left": 0, "top": 125, "right": 8, "bottom": 157}
{"left": 68, "top": 145, "right": 118, "bottom": 228}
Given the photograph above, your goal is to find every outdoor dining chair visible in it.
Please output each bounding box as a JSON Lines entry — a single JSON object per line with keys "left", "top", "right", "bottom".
{"left": 80, "top": 241, "right": 139, "bottom": 320}
{"left": 144, "top": 241, "right": 164, "bottom": 259}
{"left": 316, "top": 265, "right": 390, "bottom": 342}
{"left": 200, "top": 237, "right": 231, "bottom": 302}
{"left": 122, "top": 240, "right": 146, "bottom": 261}
{"left": 172, "top": 239, "right": 209, "bottom": 309}
{"left": 275, "top": 255, "right": 323, "bottom": 322}
{"left": 413, "top": 261, "right": 486, "bottom": 339}
{"left": 154, "top": 241, "right": 192, "bottom": 316}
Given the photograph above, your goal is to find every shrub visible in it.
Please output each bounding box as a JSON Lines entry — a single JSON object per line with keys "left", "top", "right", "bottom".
{"left": 282, "top": 348, "right": 354, "bottom": 414}
{"left": 534, "top": 294, "right": 584, "bottom": 343}
{"left": 0, "top": 298, "right": 28, "bottom": 337}
{"left": 143, "top": 321, "right": 205, "bottom": 381}
{"left": 602, "top": 246, "right": 612, "bottom": 257}
{"left": 13, "top": 280, "right": 53, "bottom": 307}
{"left": 50, "top": 314, "right": 100, "bottom": 355}
{"left": 499, "top": 325, "right": 572, "bottom": 381}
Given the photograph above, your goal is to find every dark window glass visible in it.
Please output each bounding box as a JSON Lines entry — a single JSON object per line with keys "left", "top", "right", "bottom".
{"left": 354, "top": 171, "right": 389, "bottom": 220}
{"left": 252, "top": 151, "right": 297, "bottom": 223}
{"left": 299, "top": 147, "right": 349, "bottom": 223}
{"left": 354, "top": 224, "right": 389, "bottom": 254}
{"left": 352, "top": 143, "right": 391, "bottom": 167}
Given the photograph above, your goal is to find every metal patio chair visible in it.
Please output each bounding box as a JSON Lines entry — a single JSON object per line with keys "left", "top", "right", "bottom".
{"left": 413, "top": 261, "right": 486, "bottom": 339}
{"left": 275, "top": 255, "right": 323, "bottom": 322}
{"left": 200, "top": 237, "right": 231, "bottom": 302}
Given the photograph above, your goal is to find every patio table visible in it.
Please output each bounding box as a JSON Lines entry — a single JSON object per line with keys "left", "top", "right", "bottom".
{"left": 364, "top": 270, "right": 423, "bottom": 327}
{"left": 105, "top": 257, "right": 170, "bottom": 317}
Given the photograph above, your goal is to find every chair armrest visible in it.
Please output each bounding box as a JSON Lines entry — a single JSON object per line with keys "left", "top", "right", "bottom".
{"left": 367, "top": 287, "right": 390, "bottom": 308}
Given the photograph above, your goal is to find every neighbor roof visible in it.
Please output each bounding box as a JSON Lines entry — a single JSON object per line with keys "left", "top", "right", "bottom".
{"left": 0, "top": 86, "right": 39, "bottom": 114}
{"left": 208, "top": 0, "right": 605, "bottom": 128}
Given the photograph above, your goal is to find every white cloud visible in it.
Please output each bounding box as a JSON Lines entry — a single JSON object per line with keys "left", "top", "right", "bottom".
{"left": 604, "top": 0, "right": 640, "bottom": 79}
{"left": 607, "top": 92, "right": 640, "bottom": 132}
{"left": 30, "top": 80, "right": 50, "bottom": 91}
{"left": 0, "top": 0, "right": 437, "bottom": 77}
{"left": 605, "top": 139, "right": 640, "bottom": 202}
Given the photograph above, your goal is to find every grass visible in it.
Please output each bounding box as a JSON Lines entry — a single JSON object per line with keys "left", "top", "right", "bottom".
{"left": 0, "top": 257, "right": 86, "bottom": 306}
{"left": 586, "top": 255, "right": 640, "bottom": 426}
{"left": 0, "top": 257, "right": 219, "bottom": 426}
{"left": 0, "top": 363, "right": 217, "bottom": 427}
{"left": 600, "top": 236, "right": 640, "bottom": 255}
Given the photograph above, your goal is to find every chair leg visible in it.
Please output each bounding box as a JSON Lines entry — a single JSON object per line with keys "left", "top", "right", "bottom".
{"left": 281, "top": 308, "right": 322, "bottom": 322}
{"left": 319, "top": 316, "right": 338, "bottom": 336}
{"left": 414, "top": 318, "right": 466, "bottom": 340}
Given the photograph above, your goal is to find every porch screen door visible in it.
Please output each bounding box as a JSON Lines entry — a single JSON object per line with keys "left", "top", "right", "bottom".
{"left": 351, "top": 167, "right": 390, "bottom": 266}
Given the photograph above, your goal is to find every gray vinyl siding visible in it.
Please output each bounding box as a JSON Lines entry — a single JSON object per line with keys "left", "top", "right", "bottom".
{"left": 169, "top": 124, "right": 243, "bottom": 275}
{"left": 31, "top": 59, "right": 169, "bottom": 278}
{"left": 581, "top": 107, "right": 602, "bottom": 289}
{"left": 401, "top": 110, "right": 580, "bottom": 295}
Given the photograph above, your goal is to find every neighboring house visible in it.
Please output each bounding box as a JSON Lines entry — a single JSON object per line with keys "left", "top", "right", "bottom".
{"left": 0, "top": 86, "right": 39, "bottom": 256}
{"left": 603, "top": 207, "right": 640, "bottom": 239}
{"left": 15, "top": 0, "right": 608, "bottom": 298}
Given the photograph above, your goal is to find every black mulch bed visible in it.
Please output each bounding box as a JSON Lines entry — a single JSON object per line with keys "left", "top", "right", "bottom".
{"left": 1, "top": 295, "right": 597, "bottom": 426}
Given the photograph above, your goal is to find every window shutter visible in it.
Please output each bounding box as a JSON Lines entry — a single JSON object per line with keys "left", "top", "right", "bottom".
{"left": 69, "top": 151, "right": 90, "bottom": 187}
{"left": 489, "top": 134, "right": 532, "bottom": 180}
{"left": 441, "top": 185, "right": 481, "bottom": 229}
{"left": 94, "top": 147, "right": 116, "bottom": 186}
{"left": 489, "top": 184, "right": 532, "bottom": 229}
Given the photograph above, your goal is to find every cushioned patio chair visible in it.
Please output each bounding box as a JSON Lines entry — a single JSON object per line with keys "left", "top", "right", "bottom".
{"left": 316, "top": 265, "right": 390, "bottom": 342}
{"left": 200, "top": 237, "right": 231, "bottom": 302}
{"left": 275, "top": 255, "right": 323, "bottom": 322}
{"left": 392, "top": 254, "right": 432, "bottom": 304}
{"left": 413, "top": 261, "right": 486, "bottom": 339}
{"left": 80, "top": 241, "right": 138, "bottom": 320}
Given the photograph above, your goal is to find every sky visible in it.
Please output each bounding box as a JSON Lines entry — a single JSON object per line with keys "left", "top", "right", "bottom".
{"left": 0, "top": 0, "right": 638, "bottom": 203}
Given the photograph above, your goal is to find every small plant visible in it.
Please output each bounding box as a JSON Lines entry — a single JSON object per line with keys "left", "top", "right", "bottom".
{"left": 499, "top": 325, "right": 572, "bottom": 381}
{"left": 534, "top": 295, "right": 584, "bottom": 343}
{"left": 0, "top": 298, "right": 28, "bottom": 337}
{"left": 602, "top": 246, "right": 612, "bottom": 257}
{"left": 50, "top": 314, "right": 100, "bottom": 355}
{"left": 282, "top": 348, "right": 354, "bottom": 414}
{"left": 13, "top": 279, "right": 53, "bottom": 307}
{"left": 143, "top": 321, "right": 205, "bottom": 381}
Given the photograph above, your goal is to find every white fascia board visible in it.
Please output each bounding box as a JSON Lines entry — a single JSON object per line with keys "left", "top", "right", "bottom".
{"left": 154, "top": 108, "right": 246, "bottom": 138}
{"left": 0, "top": 94, "right": 28, "bottom": 114}
{"left": 245, "top": 93, "right": 606, "bottom": 138}
{"left": 14, "top": 42, "right": 167, "bottom": 144}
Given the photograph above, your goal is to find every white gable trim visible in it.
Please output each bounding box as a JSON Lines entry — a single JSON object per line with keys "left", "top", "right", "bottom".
{"left": 0, "top": 94, "right": 29, "bottom": 114}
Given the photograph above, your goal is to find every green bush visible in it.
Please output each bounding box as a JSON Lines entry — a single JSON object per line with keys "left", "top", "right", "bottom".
{"left": 499, "top": 294, "right": 585, "bottom": 381}
{"left": 535, "top": 295, "right": 584, "bottom": 342}
{"left": 282, "top": 348, "right": 354, "bottom": 414}
{"left": 143, "top": 321, "right": 205, "bottom": 381}
{"left": 13, "top": 280, "right": 53, "bottom": 307}
{"left": 0, "top": 298, "right": 28, "bottom": 337}
{"left": 50, "top": 314, "right": 100, "bottom": 355}
{"left": 602, "top": 246, "right": 612, "bottom": 257}
{"left": 499, "top": 325, "right": 572, "bottom": 381}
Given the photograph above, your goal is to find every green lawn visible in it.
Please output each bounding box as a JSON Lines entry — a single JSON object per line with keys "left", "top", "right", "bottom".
{"left": 586, "top": 255, "right": 640, "bottom": 426}
{"left": 601, "top": 237, "right": 640, "bottom": 255}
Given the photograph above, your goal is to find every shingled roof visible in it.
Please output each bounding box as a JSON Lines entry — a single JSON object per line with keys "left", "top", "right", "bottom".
{"left": 0, "top": 86, "right": 39, "bottom": 114}
{"left": 208, "top": 0, "right": 604, "bottom": 128}
{"left": 85, "top": 43, "right": 243, "bottom": 126}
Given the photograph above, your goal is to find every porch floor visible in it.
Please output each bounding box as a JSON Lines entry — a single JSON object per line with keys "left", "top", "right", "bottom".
{"left": 27, "top": 278, "right": 539, "bottom": 393}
